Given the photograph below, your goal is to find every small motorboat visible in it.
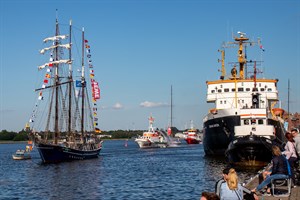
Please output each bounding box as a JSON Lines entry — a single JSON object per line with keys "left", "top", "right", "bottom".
{"left": 12, "top": 149, "right": 31, "bottom": 160}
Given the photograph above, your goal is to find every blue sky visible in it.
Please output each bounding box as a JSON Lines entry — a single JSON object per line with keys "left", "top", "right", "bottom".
{"left": 0, "top": 0, "right": 299, "bottom": 132}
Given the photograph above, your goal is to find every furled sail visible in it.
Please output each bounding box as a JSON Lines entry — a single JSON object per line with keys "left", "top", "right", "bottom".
{"left": 38, "top": 59, "right": 71, "bottom": 70}
{"left": 40, "top": 44, "right": 71, "bottom": 54}
{"left": 43, "top": 35, "right": 68, "bottom": 43}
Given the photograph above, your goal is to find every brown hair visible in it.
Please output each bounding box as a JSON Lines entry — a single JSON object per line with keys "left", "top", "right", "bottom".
{"left": 227, "top": 168, "right": 238, "bottom": 190}
{"left": 285, "top": 132, "right": 295, "bottom": 142}
{"left": 201, "top": 192, "right": 220, "bottom": 200}
{"left": 272, "top": 145, "right": 282, "bottom": 156}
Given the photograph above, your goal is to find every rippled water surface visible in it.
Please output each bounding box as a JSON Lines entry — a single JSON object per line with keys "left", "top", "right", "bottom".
{"left": 0, "top": 140, "right": 258, "bottom": 199}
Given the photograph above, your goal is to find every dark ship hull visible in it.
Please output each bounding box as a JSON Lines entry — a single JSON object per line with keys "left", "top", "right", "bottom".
{"left": 36, "top": 143, "right": 101, "bottom": 163}
{"left": 225, "top": 119, "right": 286, "bottom": 166}
{"left": 203, "top": 115, "right": 239, "bottom": 155}
{"left": 204, "top": 113, "right": 286, "bottom": 165}
{"left": 225, "top": 135, "right": 273, "bottom": 166}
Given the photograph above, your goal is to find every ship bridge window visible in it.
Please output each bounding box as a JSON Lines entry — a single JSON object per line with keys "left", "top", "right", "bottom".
{"left": 268, "top": 88, "right": 272, "bottom": 92}
{"left": 252, "top": 88, "right": 258, "bottom": 92}
{"left": 246, "top": 88, "right": 250, "bottom": 91}
{"left": 232, "top": 88, "right": 236, "bottom": 92}
{"left": 238, "top": 88, "right": 244, "bottom": 92}
{"left": 251, "top": 119, "right": 256, "bottom": 125}
{"left": 218, "top": 89, "right": 222, "bottom": 93}
{"left": 211, "top": 90, "right": 215, "bottom": 93}
{"left": 260, "top": 88, "right": 265, "bottom": 92}
{"left": 258, "top": 119, "right": 264, "bottom": 125}
{"left": 244, "top": 119, "right": 249, "bottom": 125}
{"left": 224, "top": 88, "right": 229, "bottom": 92}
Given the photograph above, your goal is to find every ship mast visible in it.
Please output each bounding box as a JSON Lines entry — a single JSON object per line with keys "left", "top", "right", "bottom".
{"left": 68, "top": 20, "right": 72, "bottom": 139}
{"left": 81, "top": 27, "right": 85, "bottom": 143}
{"left": 170, "top": 85, "right": 173, "bottom": 130}
{"left": 54, "top": 18, "right": 60, "bottom": 145}
{"left": 235, "top": 32, "right": 248, "bottom": 79}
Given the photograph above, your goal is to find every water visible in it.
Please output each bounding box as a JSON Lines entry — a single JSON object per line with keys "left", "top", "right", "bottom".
{"left": 0, "top": 140, "right": 258, "bottom": 200}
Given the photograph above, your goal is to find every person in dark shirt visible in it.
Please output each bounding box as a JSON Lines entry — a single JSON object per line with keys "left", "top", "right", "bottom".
{"left": 252, "top": 145, "right": 290, "bottom": 194}
{"left": 215, "top": 167, "right": 230, "bottom": 196}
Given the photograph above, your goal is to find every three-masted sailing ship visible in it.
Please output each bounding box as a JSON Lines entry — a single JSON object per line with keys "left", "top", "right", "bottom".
{"left": 28, "top": 17, "right": 103, "bottom": 163}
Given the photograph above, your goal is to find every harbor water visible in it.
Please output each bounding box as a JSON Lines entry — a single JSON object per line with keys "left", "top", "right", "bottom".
{"left": 0, "top": 140, "right": 258, "bottom": 200}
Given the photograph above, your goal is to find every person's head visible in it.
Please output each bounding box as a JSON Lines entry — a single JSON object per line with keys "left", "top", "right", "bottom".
{"left": 222, "top": 167, "right": 230, "bottom": 181}
{"left": 285, "top": 132, "right": 295, "bottom": 142}
{"left": 227, "top": 168, "right": 238, "bottom": 190}
{"left": 272, "top": 145, "right": 282, "bottom": 156}
{"left": 291, "top": 128, "right": 299, "bottom": 138}
{"left": 200, "top": 192, "right": 220, "bottom": 200}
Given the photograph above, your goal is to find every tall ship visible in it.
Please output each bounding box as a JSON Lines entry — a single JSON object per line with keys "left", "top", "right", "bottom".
{"left": 28, "top": 16, "right": 103, "bottom": 163}
{"left": 202, "top": 32, "right": 286, "bottom": 166}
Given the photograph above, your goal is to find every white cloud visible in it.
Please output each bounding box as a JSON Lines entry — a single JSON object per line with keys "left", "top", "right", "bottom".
{"left": 112, "top": 102, "right": 124, "bottom": 109}
{"left": 140, "top": 101, "right": 168, "bottom": 108}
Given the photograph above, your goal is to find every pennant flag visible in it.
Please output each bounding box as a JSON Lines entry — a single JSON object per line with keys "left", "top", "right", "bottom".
{"left": 45, "top": 74, "right": 50, "bottom": 78}
{"left": 49, "top": 63, "right": 53, "bottom": 67}
{"left": 43, "top": 79, "right": 48, "bottom": 84}
{"left": 42, "top": 84, "right": 46, "bottom": 88}
{"left": 47, "top": 68, "right": 51, "bottom": 72}
{"left": 87, "top": 54, "right": 91, "bottom": 58}
{"left": 84, "top": 39, "right": 88, "bottom": 43}
{"left": 90, "top": 69, "right": 94, "bottom": 73}
{"left": 38, "top": 96, "right": 43, "bottom": 100}
{"left": 260, "top": 45, "right": 265, "bottom": 51}
{"left": 85, "top": 44, "right": 90, "bottom": 48}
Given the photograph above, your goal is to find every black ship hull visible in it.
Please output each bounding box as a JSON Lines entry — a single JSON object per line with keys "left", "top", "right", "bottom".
{"left": 203, "top": 115, "right": 240, "bottom": 155}
{"left": 225, "top": 135, "right": 274, "bottom": 166}
{"left": 203, "top": 115, "right": 285, "bottom": 160}
{"left": 225, "top": 119, "right": 286, "bottom": 166}
{"left": 36, "top": 143, "right": 101, "bottom": 163}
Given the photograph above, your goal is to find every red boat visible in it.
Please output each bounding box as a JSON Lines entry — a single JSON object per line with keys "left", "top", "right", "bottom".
{"left": 185, "top": 129, "right": 202, "bottom": 144}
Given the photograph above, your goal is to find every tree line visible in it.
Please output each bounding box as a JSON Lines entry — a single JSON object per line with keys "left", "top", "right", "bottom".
{"left": 0, "top": 129, "right": 143, "bottom": 141}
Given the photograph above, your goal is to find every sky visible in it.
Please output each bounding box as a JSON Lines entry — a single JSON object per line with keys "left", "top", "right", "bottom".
{"left": 0, "top": 0, "right": 299, "bottom": 132}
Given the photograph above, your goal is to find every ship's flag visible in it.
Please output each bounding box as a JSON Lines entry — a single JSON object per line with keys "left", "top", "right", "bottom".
{"left": 45, "top": 74, "right": 50, "bottom": 78}
{"left": 85, "top": 39, "right": 88, "bottom": 43}
{"left": 260, "top": 45, "right": 265, "bottom": 51}
{"left": 167, "top": 127, "right": 172, "bottom": 135}
{"left": 48, "top": 63, "right": 53, "bottom": 67}
{"left": 76, "top": 80, "right": 82, "bottom": 87}
{"left": 43, "top": 79, "right": 48, "bottom": 84}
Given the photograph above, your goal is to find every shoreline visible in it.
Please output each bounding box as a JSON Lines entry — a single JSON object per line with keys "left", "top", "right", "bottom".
{"left": 0, "top": 138, "right": 134, "bottom": 144}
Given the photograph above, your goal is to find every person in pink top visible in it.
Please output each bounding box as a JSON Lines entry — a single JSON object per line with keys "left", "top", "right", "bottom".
{"left": 283, "top": 132, "right": 298, "bottom": 186}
